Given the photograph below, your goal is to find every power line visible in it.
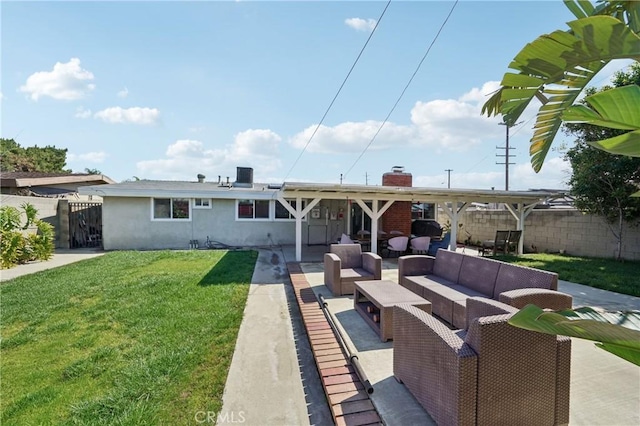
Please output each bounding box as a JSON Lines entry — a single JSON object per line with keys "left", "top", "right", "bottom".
{"left": 282, "top": 0, "right": 392, "bottom": 182}
{"left": 342, "top": 0, "right": 459, "bottom": 181}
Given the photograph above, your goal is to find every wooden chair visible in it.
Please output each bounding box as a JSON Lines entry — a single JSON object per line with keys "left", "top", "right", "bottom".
{"left": 481, "top": 230, "right": 510, "bottom": 256}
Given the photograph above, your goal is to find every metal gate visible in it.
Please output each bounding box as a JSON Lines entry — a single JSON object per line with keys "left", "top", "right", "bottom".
{"left": 69, "top": 202, "right": 103, "bottom": 248}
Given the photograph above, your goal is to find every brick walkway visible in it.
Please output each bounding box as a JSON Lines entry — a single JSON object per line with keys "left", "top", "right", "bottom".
{"left": 288, "top": 263, "right": 382, "bottom": 426}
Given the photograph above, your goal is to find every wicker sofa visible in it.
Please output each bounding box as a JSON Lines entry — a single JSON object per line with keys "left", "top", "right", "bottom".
{"left": 398, "top": 249, "right": 571, "bottom": 329}
{"left": 393, "top": 298, "right": 571, "bottom": 426}
{"left": 324, "top": 244, "right": 382, "bottom": 296}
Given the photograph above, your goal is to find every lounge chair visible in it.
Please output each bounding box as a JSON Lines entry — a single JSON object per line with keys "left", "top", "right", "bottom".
{"left": 324, "top": 244, "right": 382, "bottom": 296}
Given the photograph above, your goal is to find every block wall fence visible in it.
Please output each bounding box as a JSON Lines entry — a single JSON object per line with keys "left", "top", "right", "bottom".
{"left": 440, "top": 208, "right": 640, "bottom": 261}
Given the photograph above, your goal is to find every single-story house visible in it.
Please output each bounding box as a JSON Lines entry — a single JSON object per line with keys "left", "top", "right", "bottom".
{"left": 79, "top": 167, "right": 565, "bottom": 260}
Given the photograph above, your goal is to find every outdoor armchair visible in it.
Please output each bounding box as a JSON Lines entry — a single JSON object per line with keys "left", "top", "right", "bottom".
{"left": 324, "top": 244, "right": 382, "bottom": 296}
{"left": 393, "top": 297, "right": 571, "bottom": 426}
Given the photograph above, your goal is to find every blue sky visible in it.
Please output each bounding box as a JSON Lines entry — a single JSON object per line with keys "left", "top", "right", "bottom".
{"left": 1, "top": 1, "right": 632, "bottom": 189}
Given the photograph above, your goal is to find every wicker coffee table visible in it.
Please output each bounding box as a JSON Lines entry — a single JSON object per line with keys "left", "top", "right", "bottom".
{"left": 354, "top": 280, "right": 432, "bottom": 342}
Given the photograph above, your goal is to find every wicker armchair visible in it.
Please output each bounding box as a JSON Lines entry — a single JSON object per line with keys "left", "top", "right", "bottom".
{"left": 393, "top": 297, "right": 571, "bottom": 426}
{"left": 324, "top": 244, "right": 382, "bottom": 296}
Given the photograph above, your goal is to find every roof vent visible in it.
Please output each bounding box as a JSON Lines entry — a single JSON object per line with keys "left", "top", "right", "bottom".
{"left": 197, "top": 174, "right": 206, "bottom": 183}
{"left": 392, "top": 166, "right": 405, "bottom": 173}
{"left": 233, "top": 167, "right": 253, "bottom": 188}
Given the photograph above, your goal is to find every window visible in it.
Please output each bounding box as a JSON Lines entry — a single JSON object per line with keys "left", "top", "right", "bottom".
{"left": 153, "top": 198, "right": 191, "bottom": 220}
{"left": 237, "top": 199, "right": 269, "bottom": 219}
{"left": 275, "top": 199, "right": 307, "bottom": 220}
{"left": 194, "top": 198, "right": 211, "bottom": 209}
{"left": 412, "top": 202, "right": 435, "bottom": 220}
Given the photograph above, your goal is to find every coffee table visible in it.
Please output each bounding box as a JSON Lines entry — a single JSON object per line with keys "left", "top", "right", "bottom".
{"left": 354, "top": 280, "right": 432, "bottom": 342}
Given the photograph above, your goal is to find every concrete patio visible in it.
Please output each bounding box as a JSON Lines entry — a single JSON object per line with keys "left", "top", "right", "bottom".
{"left": 251, "top": 244, "right": 640, "bottom": 425}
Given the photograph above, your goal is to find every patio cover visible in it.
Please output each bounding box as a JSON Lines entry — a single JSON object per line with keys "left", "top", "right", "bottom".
{"left": 279, "top": 182, "right": 566, "bottom": 262}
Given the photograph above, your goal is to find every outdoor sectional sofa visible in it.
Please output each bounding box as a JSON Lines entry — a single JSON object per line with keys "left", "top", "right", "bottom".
{"left": 398, "top": 249, "right": 571, "bottom": 329}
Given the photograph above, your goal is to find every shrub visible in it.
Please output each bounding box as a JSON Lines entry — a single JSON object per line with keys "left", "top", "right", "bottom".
{"left": 0, "top": 203, "right": 54, "bottom": 268}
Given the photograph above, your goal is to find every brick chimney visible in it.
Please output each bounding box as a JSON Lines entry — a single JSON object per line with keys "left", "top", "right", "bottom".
{"left": 381, "top": 166, "right": 412, "bottom": 236}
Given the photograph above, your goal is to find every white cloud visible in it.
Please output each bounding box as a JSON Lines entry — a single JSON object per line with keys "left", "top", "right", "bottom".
{"left": 67, "top": 151, "right": 107, "bottom": 163}
{"left": 289, "top": 121, "right": 416, "bottom": 154}
{"left": 19, "top": 58, "right": 95, "bottom": 101}
{"left": 0, "top": 92, "right": 5, "bottom": 100}
{"left": 413, "top": 157, "right": 570, "bottom": 191}
{"left": 345, "top": 18, "right": 377, "bottom": 32}
{"left": 289, "top": 82, "right": 504, "bottom": 155}
{"left": 75, "top": 106, "right": 92, "bottom": 119}
{"left": 117, "top": 87, "right": 129, "bottom": 98}
{"left": 136, "top": 129, "right": 283, "bottom": 180}
{"left": 94, "top": 107, "right": 160, "bottom": 125}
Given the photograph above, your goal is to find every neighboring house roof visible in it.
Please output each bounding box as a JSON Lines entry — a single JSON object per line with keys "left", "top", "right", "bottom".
{"left": 78, "top": 180, "right": 279, "bottom": 200}
{"left": 1, "top": 172, "right": 116, "bottom": 188}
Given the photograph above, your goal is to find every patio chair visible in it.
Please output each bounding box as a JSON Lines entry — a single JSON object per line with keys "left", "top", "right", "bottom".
{"left": 426, "top": 232, "right": 451, "bottom": 256}
{"left": 506, "top": 230, "right": 522, "bottom": 254}
{"left": 386, "top": 236, "right": 409, "bottom": 258}
{"left": 394, "top": 297, "right": 571, "bottom": 426}
{"left": 339, "top": 233, "right": 355, "bottom": 244}
{"left": 324, "top": 244, "right": 382, "bottom": 296}
{"left": 480, "top": 230, "right": 510, "bottom": 256}
{"left": 409, "top": 236, "right": 430, "bottom": 254}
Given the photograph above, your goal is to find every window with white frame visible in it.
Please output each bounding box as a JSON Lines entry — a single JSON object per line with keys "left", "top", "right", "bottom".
{"left": 152, "top": 198, "right": 191, "bottom": 220}
{"left": 275, "top": 199, "right": 307, "bottom": 220}
{"left": 411, "top": 202, "right": 435, "bottom": 220}
{"left": 237, "top": 199, "right": 270, "bottom": 219}
{"left": 193, "top": 198, "right": 211, "bottom": 209}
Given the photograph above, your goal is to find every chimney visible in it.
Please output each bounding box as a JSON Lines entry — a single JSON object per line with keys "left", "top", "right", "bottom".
{"left": 381, "top": 167, "right": 412, "bottom": 236}
{"left": 197, "top": 174, "right": 206, "bottom": 183}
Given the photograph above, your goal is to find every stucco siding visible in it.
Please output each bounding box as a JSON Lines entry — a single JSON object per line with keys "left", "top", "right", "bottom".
{"left": 102, "top": 197, "right": 305, "bottom": 250}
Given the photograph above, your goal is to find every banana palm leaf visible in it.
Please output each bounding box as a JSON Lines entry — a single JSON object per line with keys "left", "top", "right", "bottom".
{"left": 563, "top": 85, "right": 640, "bottom": 155}
{"left": 509, "top": 304, "right": 640, "bottom": 366}
{"left": 482, "top": 15, "right": 640, "bottom": 172}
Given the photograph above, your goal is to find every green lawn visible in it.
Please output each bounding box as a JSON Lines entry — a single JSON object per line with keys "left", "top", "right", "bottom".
{"left": 0, "top": 249, "right": 258, "bottom": 425}
{"left": 493, "top": 253, "right": 640, "bottom": 297}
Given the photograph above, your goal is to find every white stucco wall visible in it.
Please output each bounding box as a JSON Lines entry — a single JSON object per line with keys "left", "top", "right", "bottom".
{"left": 102, "top": 197, "right": 350, "bottom": 250}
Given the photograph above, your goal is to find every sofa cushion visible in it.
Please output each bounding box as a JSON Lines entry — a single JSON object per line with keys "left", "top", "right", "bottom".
{"left": 493, "top": 263, "right": 558, "bottom": 299}
{"left": 340, "top": 267, "right": 375, "bottom": 282}
{"left": 422, "top": 284, "right": 469, "bottom": 325}
{"left": 458, "top": 256, "right": 501, "bottom": 297}
{"left": 432, "top": 250, "right": 464, "bottom": 284}
{"left": 450, "top": 286, "right": 493, "bottom": 330}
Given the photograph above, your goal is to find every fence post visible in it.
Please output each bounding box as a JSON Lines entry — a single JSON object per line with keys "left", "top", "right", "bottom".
{"left": 57, "top": 200, "right": 70, "bottom": 249}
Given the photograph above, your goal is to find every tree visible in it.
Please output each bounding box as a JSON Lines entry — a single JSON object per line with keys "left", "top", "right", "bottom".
{"left": 563, "top": 65, "right": 640, "bottom": 260}
{"left": 481, "top": 1, "right": 640, "bottom": 172}
{"left": 0, "top": 138, "right": 69, "bottom": 173}
{"left": 84, "top": 168, "right": 102, "bottom": 175}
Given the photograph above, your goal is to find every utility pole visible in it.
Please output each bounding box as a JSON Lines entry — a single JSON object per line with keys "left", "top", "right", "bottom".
{"left": 496, "top": 120, "right": 521, "bottom": 191}
{"left": 444, "top": 169, "right": 453, "bottom": 189}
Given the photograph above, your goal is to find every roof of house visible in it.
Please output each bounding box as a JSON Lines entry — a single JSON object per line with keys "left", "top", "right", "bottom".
{"left": 79, "top": 178, "right": 568, "bottom": 207}
{"left": 78, "top": 180, "right": 278, "bottom": 200}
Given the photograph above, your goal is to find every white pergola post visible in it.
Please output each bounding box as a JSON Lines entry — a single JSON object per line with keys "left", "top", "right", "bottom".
{"left": 354, "top": 199, "right": 394, "bottom": 254}
{"left": 277, "top": 195, "right": 321, "bottom": 262}
{"left": 505, "top": 201, "right": 539, "bottom": 254}
{"left": 437, "top": 201, "right": 469, "bottom": 251}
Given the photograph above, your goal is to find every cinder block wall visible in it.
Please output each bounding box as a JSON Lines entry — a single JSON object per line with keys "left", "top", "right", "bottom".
{"left": 381, "top": 170, "right": 412, "bottom": 235}
{"left": 445, "top": 209, "right": 640, "bottom": 260}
